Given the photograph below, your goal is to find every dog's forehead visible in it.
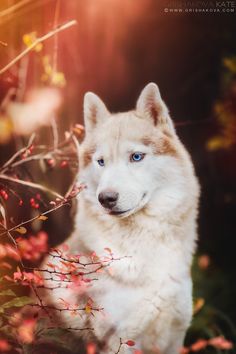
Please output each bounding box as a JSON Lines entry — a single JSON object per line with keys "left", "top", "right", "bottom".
{"left": 81, "top": 111, "right": 179, "bottom": 167}
{"left": 95, "top": 111, "right": 154, "bottom": 142}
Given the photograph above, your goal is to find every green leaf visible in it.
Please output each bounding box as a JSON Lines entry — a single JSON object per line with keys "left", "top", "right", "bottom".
{"left": 0, "top": 289, "right": 16, "bottom": 297}
{"left": 2, "top": 296, "right": 33, "bottom": 309}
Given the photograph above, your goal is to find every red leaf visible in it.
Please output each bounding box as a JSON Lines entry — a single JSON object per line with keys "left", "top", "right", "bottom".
{"left": 0, "top": 339, "right": 11, "bottom": 352}
{"left": 0, "top": 262, "right": 12, "bottom": 269}
{"left": 62, "top": 243, "right": 69, "bottom": 252}
{"left": 104, "top": 247, "right": 112, "bottom": 254}
{"left": 46, "top": 262, "right": 56, "bottom": 269}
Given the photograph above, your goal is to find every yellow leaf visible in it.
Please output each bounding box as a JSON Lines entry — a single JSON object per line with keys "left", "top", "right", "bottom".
{"left": 207, "top": 136, "right": 231, "bottom": 151}
{"left": 85, "top": 305, "right": 91, "bottom": 314}
{"left": 23, "top": 32, "right": 42, "bottom": 52}
{"left": 45, "top": 64, "right": 52, "bottom": 76}
{"left": 0, "top": 117, "right": 13, "bottom": 144}
{"left": 23, "top": 34, "right": 33, "bottom": 47}
{"left": 15, "top": 227, "right": 27, "bottom": 234}
{"left": 223, "top": 58, "right": 236, "bottom": 74}
{"left": 38, "top": 215, "right": 48, "bottom": 221}
{"left": 23, "top": 32, "right": 36, "bottom": 47}
{"left": 51, "top": 71, "right": 66, "bottom": 87}
{"left": 194, "top": 298, "right": 205, "bottom": 314}
{"left": 73, "top": 124, "right": 85, "bottom": 137}
{"left": 35, "top": 43, "right": 43, "bottom": 52}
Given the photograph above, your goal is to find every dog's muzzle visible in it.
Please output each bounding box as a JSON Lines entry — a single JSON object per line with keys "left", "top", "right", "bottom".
{"left": 98, "top": 191, "right": 119, "bottom": 210}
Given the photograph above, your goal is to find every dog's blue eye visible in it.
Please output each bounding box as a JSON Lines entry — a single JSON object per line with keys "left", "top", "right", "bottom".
{"left": 130, "top": 152, "right": 145, "bottom": 162}
{"left": 97, "top": 158, "right": 105, "bottom": 166}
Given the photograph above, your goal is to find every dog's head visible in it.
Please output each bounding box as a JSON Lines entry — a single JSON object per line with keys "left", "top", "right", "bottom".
{"left": 79, "top": 83, "right": 197, "bottom": 219}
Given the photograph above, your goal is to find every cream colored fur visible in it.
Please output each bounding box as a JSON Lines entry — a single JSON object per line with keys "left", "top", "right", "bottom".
{"left": 43, "top": 83, "right": 200, "bottom": 354}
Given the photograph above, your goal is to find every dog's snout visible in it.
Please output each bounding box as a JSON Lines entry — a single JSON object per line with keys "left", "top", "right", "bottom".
{"left": 98, "top": 191, "right": 119, "bottom": 209}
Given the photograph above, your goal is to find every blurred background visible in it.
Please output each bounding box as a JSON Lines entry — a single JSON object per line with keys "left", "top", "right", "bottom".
{"left": 0, "top": 0, "right": 236, "bottom": 352}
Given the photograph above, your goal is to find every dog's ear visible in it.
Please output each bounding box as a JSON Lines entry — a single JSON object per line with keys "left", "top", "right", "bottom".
{"left": 136, "top": 83, "right": 175, "bottom": 131}
{"left": 84, "top": 92, "right": 109, "bottom": 132}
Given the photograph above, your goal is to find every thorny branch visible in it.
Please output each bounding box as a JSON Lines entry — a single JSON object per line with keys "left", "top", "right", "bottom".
{"left": 46, "top": 250, "right": 130, "bottom": 267}
{"left": 30, "top": 304, "right": 103, "bottom": 313}
{"left": 0, "top": 131, "right": 78, "bottom": 174}
{"left": 31, "top": 284, "right": 53, "bottom": 321}
{"left": 0, "top": 124, "right": 91, "bottom": 323}
{"left": 0, "top": 133, "right": 36, "bottom": 172}
{"left": 0, "top": 190, "right": 82, "bottom": 238}
{"left": 0, "top": 134, "right": 115, "bottom": 336}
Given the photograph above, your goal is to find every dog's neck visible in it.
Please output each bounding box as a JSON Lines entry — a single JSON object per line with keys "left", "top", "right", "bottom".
{"left": 75, "top": 195, "right": 196, "bottom": 285}
{"left": 77, "top": 191, "right": 197, "bottom": 241}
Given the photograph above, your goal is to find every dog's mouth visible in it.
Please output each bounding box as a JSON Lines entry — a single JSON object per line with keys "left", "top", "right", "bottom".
{"left": 108, "top": 209, "right": 131, "bottom": 216}
{"left": 105, "top": 193, "right": 148, "bottom": 218}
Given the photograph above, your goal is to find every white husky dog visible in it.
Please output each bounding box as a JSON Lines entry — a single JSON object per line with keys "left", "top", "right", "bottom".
{"left": 43, "top": 83, "right": 200, "bottom": 354}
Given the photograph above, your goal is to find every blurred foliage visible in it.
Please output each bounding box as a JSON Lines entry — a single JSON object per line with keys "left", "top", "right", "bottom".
{"left": 207, "top": 57, "right": 236, "bottom": 151}
{"left": 184, "top": 255, "right": 236, "bottom": 353}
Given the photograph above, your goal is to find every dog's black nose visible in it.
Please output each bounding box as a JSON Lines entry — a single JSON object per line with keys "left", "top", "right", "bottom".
{"left": 98, "top": 191, "right": 119, "bottom": 209}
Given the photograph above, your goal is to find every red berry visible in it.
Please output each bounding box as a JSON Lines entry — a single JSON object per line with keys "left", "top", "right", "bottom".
{"left": 60, "top": 160, "right": 68, "bottom": 168}
{"left": 47, "top": 159, "right": 55, "bottom": 167}
{"left": 125, "top": 340, "right": 135, "bottom": 347}
{"left": 3, "top": 193, "right": 8, "bottom": 200}
{"left": 0, "top": 190, "right": 8, "bottom": 200}
{"left": 30, "top": 198, "right": 35, "bottom": 205}
{"left": 36, "top": 193, "right": 41, "bottom": 200}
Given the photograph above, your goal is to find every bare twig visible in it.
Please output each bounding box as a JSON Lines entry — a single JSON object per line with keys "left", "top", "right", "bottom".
{"left": 36, "top": 285, "right": 69, "bottom": 290}
{"left": 115, "top": 338, "right": 123, "bottom": 354}
{"left": 0, "top": 0, "right": 33, "bottom": 19}
{"left": 0, "top": 203, "right": 7, "bottom": 229}
{"left": 0, "top": 193, "right": 78, "bottom": 237}
{"left": 51, "top": 116, "right": 59, "bottom": 150}
{"left": 0, "top": 20, "right": 77, "bottom": 75}
{"left": 52, "top": 0, "right": 60, "bottom": 74}
{"left": 1, "top": 133, "right": 35, "bottom": 172}
{"left": 175, "top": 118, "right": 213, "bottom": 127}
{"left": 0, "top": 0, "right": 54, "bottom": 27}
{"left": 16, "top": 55, "right": 29, "bottom": 101}
{"left": 0, "top": 174, "right": 64, "bottom": 200}
{"left": 47, "top": 252, "right": 130, "bottom": 267}
{"left": 0, "top": 130, "right": 77, "bottom": 175}
{"left": 31, "top": 285, "right": 53, "bottom": 321}
{"left": 25, "top": 264, "right": 104, "bottom": 277}
{"left": 0, "top": 88, "right": 17, "bottom": 112}
{"left": 30, "top": 303, "right": 103, "bottom": 313}
{"left": 65, "top": 134, "right": 79, "bottom": 198}
{"left": 0, "top": 40, "right": 7, "bottom": 47}
{"left": 0, "top": 206, "right": 18, "bottom": 249}
{"left": 46, "top": 326, "right": 94, "bottom": 331}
